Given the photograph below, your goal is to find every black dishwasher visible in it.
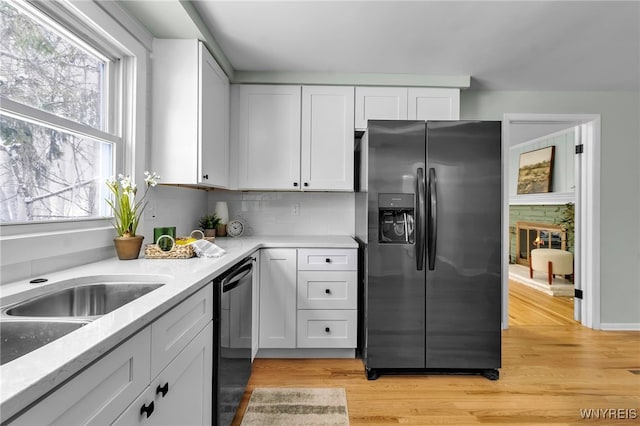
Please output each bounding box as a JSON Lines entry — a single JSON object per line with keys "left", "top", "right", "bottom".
{"left": 213, "top": 256, "right": 254, "bottom": 425}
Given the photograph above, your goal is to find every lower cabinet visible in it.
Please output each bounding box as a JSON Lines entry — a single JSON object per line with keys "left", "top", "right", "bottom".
{"left": 9, "top": 328, "right": 152, "bottom": 426}
{"left": 113, "top": 322, "right": 213, "bottom": 426}
{"left": 9, "top": 283, "right": 213, "bottom": 426}
{"left": 258, "top": 248, "right": 358, "bottom": 355}
{"left": 258, "top": 249, "right": 297, "bottom": 349}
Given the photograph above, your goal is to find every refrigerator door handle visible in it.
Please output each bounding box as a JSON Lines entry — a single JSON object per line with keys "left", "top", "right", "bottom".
{"left": 416, "top": 167, "right": 426, "bottom": 271}
{"left": 428, "top": 167, "right": 438, "bottom": 270}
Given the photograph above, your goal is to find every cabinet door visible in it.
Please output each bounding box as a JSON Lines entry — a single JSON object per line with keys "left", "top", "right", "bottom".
{"left": 301, "top": 86, "right": 354, "bottom": 191}
{"left": 355, "top": 87, "right": 408, "bottom": 129}
{"left": 407, "top": 88, "right": 460, "bottom": 120}
{"left": 199, "top": 43, "right": 229, "bottom": 187}
{"left": 259, "top": 249, "right": 297, "bottom": 348}
{"left": 113, "top": 322, "right": 213, "bottom": 426}
{"left": 151, "top": 39, "right": 198, "bottom": 185}
{"left": 151, "top": 283, "right": 213, "bottom": 378}
{"left": 237, "top": 85, "right": 301, "bottom": 190}
{"left": 10, "top": 328, "right": 151, "bottom": 426}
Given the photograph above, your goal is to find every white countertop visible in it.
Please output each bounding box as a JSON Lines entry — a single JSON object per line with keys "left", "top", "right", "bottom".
{"left": 0, "top": 235, "right": 357, "bottom": 422}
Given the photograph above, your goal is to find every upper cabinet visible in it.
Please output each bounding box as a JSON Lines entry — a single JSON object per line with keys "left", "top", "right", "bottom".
{"left": 236, "top": 85, "right": 301, "bottom": 190}
{"left": 301, "top": 86, "right": 354, "bottom": 191}
{"left": 234, "top": 84, "right": 354, "bottom": 191}
{"left": 151, "top": 40, "right": 229, "bottom": 188}
{"left": 355, "top": 87, "right": 460, "bottom": 129}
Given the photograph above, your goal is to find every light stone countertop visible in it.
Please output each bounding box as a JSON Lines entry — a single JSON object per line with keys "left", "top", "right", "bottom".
{"left": 0, "top": 235, "right": 357, "bottom": 422}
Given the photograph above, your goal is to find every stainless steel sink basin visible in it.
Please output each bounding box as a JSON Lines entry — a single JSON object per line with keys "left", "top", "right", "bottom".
{"left": 1, "top": 320, "right": 87, "bottom": 365}
{"left": 3, "top": 283, "right": 164, "bottom": 318}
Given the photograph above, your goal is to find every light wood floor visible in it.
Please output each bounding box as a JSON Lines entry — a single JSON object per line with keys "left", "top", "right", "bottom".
{"left": 233, "top": 281, "right": 640, "bottom": 425}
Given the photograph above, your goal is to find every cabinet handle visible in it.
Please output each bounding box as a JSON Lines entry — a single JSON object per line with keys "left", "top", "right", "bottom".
{"left": 325, "top": 258, "right": 331, "bottom": 263}
{"left": 140, "top": 401, "right": 154, "bottom": 418}
{"left": 325, "top": 288, "right": 331, "bottom": 294}
{"left": 293, "top": 182, "right": 298, "bottom": 187}
{"left": 303, "top": 182, "right": 309, "bottom": 187}
{"left": 325, "top": 327, "right": 331, "bottom": 333}
{"left": 156, "top": 382, "right": 169, "bottom": 398}
{"left": 203, "top": 174, "right": 209, "bottom": 180}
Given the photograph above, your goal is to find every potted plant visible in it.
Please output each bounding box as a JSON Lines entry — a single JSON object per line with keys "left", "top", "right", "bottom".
{"left": 106, "top": 171, "right": 160, "bottom": 259}
{"left": 198, "top": 213, "right": 221, "bottom": 238}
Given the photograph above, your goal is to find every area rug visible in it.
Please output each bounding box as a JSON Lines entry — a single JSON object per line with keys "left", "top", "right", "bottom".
{"left": 240, "top": 387, "right": 350, "bottom": 426}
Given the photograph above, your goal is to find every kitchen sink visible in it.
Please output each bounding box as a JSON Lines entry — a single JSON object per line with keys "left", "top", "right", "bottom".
{"left": 3, "top": 283, "right": 165, "bottom": 318}
{"left": 0, "top": 320, "right": 88, "bottom": 365}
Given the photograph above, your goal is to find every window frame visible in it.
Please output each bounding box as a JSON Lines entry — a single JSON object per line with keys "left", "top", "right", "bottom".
{"left": 0, "top": 0, "right": 149, "bottom": 266}
{"left": 0, "top": 0, "right": 137, "bottom": 232}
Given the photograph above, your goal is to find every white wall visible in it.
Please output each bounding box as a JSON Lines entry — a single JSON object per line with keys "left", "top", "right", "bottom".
{"left": 461, "top": 90, "right": 640, "bottom": 326}
{"left": 207, "top": 191, "right": 355, "bottom": 236}
{"left": 141, "top": 185, "right": 209, "bottom": 242}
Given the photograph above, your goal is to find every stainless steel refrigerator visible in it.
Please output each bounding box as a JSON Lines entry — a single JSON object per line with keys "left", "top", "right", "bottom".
{"left": 356, "top": 120, "right": 502, "bottom": 380}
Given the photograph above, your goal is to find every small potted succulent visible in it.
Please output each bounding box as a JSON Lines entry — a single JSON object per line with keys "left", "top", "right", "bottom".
{"left": 198, "top": 213, "right": 221, "bottom": 238}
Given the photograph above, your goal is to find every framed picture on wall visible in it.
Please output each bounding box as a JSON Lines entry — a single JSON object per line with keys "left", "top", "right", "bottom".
{"left": 517, "top": 146, "right": 555, "bottom": 194}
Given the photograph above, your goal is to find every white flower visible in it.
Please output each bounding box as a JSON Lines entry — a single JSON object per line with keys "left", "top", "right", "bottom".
{"left": 144, "top": 171, "right": 160, "bottom": 187}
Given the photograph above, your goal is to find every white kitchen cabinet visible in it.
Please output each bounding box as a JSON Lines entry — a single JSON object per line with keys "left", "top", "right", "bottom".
{"left": 259, "top": 249, "right": 297, "bottom": 348}
{"left": 408, "top": 88, "right": 460, "bottom": 121}
{"left": 301, "top": 86, "right": 354, "bottom": 191}
{"left": 355, "top": 87, "right": 460, "bottom": 129}
{"left": 236, "top": 85, "right": 301, "bottom": 190}
{"left": 235, "top": 84, "right": 354, "bottom": 191}
{"left": 113, "top": 322, "right": 213, "bottom": 426}
{"left": 152, "top": 39, "right": 229, "bottom": 188}
{"left": 8, "top": 328, "right": 151, "bottom": 426}
{"left": 150, "top": 283, "right": 213, "bottom": 378}
{"left": 9, "top": 284, "right": 213, "bottom": 426}
{"left": 355, "top": 86, "right": 408, "bottom": 129}
{"left": 296, "top": 249, "right": 358, "bottom": 349}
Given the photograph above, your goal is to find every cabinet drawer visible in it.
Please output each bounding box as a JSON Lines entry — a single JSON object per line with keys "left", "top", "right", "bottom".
{"left": 151, "top": 283, "right": 213, "bottom": 378}
{"left": 297, "top": 249, "right": 356, "bottom": 271}
{"left": 297, "top": 310, "right": 357, "bottom": 348}
{"left": 297, "top": 271, "right": 357, "bottom": 309}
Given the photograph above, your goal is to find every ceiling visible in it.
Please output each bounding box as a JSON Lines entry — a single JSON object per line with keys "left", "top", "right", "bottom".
{"left": 119, "top": 1, "right": 640, "bottom": 91}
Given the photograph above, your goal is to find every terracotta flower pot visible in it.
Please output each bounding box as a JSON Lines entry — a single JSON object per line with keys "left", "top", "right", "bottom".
{"left": 113, "top": 235, "right": 144, "bottom": 260}
{"left": 216, "top": 223, "right": 227, "bottom": 237}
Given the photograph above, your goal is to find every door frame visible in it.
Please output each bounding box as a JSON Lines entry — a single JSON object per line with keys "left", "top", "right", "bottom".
{"left": 502, "top": 113, "right": 601, "bottom": 329}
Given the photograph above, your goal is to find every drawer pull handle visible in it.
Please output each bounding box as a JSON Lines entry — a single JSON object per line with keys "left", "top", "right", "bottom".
{"left": 140, "top": 401, "right": 154, "bottom": 418}
{"left": 325, "top": 288, "right": 331, "bottom": 294}
{"left": 203, "top": 174, "right": 209, "bottom": 180}
{"left": 293, "top": 182, "right": 299, "bottom": 187}
{"left": 325, "top": 327, "right": 331, "bottom": 333}
{"left": 325, "top": 258, "right": 331, "bottom": 263}
{"left": 156, "top": 382, "right": 169, "bottom": 398}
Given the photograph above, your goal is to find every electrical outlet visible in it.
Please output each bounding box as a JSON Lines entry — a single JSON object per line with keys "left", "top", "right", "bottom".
{"left": 291, "top": 203, "right": 299, "bottom": 216}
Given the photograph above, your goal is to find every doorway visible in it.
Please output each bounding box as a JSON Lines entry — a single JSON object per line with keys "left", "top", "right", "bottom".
{"left": 502, "top": 114, "right": 601, "bottom": 329}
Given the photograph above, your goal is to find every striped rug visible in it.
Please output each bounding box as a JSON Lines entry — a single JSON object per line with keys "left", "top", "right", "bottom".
{"left": 240, "top": 387, "right": 349, "bottom": 426}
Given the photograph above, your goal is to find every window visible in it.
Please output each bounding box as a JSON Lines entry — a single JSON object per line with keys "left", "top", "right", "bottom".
{"left": 0, "top": 0, "right": 121, "bottom": 223}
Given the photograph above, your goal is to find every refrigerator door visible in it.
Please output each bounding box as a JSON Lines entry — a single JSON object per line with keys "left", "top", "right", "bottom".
{"left": 365, "top": 120, "right": 426, "bottom": 370}
{"left": 425, "top": 121, "right": 502, "bottom": 369}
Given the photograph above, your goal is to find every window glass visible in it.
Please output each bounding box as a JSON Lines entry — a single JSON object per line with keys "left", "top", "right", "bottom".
{"left": 0, "top": 0, "right": 119, "bottom": 224}
{"left": 0, "top": 1, "right": 106, "bottom": 130}
{"left": 0, "top": 115, "right": 113, "bottom": 222}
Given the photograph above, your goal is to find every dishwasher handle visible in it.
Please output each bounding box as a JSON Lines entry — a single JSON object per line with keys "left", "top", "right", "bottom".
{"left": 221, "top": 261, "right": 254, "bottom": 293}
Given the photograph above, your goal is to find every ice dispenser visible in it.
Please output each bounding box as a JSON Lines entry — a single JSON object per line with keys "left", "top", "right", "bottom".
{"left": 378, "top": 194, "right": 415, "bottom": 244}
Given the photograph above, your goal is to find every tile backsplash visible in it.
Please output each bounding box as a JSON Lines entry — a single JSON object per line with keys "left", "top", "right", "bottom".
{"left": 208, "top": 191, "right": 355, "bottom": 236}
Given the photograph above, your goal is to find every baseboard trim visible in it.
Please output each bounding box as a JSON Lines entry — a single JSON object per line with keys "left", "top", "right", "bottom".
{"left": 257, "top": 348, "right": 355, "bottom": 359}
{"left": 599, "top": 323, "right": 640, "bottom": 331}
